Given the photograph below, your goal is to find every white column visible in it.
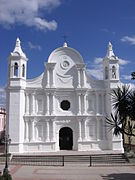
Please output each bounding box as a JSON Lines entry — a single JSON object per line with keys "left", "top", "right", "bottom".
{"left": 46, "top": 120, "right": 50, "bottom": 142}
{"left": 51, "top": 67, "right": 55, "bottom": 87}
{"left": 25, "top": 120, "right": 29, "bottom": 141}
{"left": 31, "top": 93, "right": 35, "bottom": 115}
{"left": 102, "top": 93, "right": 104, "bottom": 115}
{"left": 51, "top": 120, "right": 55, "bottom": 141}
{"left": 35, "top": 126, "right": 38, "bottom": 141}
{"left": 96, "top": 118, "right": 100, "bottom": 140}
{"left": 96, "top": 92, "right": 99, "bottom": 115}
{"left": 46, "top": 69, "right": 50, "bottom": 88}
{"left": 51, "top": 93, "right": 55, "bottom": 115}
{"left": 31, "top": 120, "right": 35, "bottom": 141}
{"left": 82, "top": 68, "right": 86, "bottom": 87}
{"left": 83, "top": 119, "right": 87, "bottom": 140}
{"left": 78, "top": 94, "right": 81, "bottom": 115}
{"left": 25, "top": 93, "right": 29, "bottom": 115}
{"left": 46, "top": 93, "right": 50, "bottom": 115}
{"left": 77, "top": 69, "right": 81, "bottom": 88}
{"left": 78, "top": 120, "right": 82, "bottom": 141}
{"left": 83, "top": 93, "right": 87, "bottom": 114}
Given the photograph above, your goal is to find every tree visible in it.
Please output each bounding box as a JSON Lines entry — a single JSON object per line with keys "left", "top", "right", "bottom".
{"left": 131, "top": 72, "right": 135, "bottom": 80}
{"left": 106, "top": 85, "right": 135, "bottom": 150}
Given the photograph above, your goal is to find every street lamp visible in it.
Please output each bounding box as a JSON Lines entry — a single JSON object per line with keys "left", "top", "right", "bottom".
{"left": 3, "top": 134, "right": 11, "bottom": 174}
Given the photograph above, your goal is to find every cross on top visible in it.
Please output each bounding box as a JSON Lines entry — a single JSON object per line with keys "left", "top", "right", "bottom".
{"left": 62, "top": 34, "right": 68, "bottom": 42}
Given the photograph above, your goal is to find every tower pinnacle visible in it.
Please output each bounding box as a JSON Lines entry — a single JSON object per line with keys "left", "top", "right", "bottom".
{"left": 106, "top": 41, "right": 115, "bottom": 58}
{"left": 16, "top": 38, "right": 21, "bottom": 47}
{"left": 13, "top": 37, "right": 26, "bottom": 58}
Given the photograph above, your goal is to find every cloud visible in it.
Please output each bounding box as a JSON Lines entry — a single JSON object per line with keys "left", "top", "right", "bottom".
{"left": 0, "top": 0, "right": 61, "bottom": 31}
{"left": 28, "top": 42, "right": 42, "bottom": 51}
{"left": 121, "top": 82, "right": 135, "bottom": 90}
{"left": 119, "top": 58, "right": 130, "bottom": 65}
{"left": 87, "top": 69, "right": 103, "bottom": 80}
{"left": 121, "top": 75, "right": 132, "bottom": 80}
{"left": 86, "top": 57, "right": 103, "bottom": 80}
{"left": 121, "top": 36, "right": 135, "bottom": 45}
{"left": 0, "top": 87, "right": 6, "bottom": 108}
{"left": 100, "top": 28, "right": 116, "bottom": 35}
{"left": 94, "top": 57, "right": 103, "bottom": 64}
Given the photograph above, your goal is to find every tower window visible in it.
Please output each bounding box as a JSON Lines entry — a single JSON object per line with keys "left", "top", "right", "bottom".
{"left": 105, "top": 67, "right": 108, "bottom": 80}
{"left": 61, "top": 100, "right": 70, "bottom": 110}
{"left": 112, "top": 66, "right": 116, "bottom": 79}
{"left": 14, "top": 62, "right": 18, "bottom": 76}
{"left": 22, "top": 64, "right": 25, "bottom": 77}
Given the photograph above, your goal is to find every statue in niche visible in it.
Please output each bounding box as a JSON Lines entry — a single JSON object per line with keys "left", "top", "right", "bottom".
{"left": 112, "top": 66, "right": 116, "bottom": 79}
{"left": 105, "top": 67, "right": 108, "bottom": 79}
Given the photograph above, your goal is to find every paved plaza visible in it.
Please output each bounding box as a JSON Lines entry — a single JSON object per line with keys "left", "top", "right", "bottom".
{"left": 0, "top": 164, "right": 135, "bottom": 180}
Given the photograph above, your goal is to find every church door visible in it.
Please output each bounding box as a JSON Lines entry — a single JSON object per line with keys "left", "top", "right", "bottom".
{"left": 59, "top": 127, "right": 73, "bottom": 150}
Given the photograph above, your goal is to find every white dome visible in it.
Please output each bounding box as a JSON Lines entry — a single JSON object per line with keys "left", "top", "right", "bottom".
{"left": 48, "top": 46, "right": 84, "bottom": 64}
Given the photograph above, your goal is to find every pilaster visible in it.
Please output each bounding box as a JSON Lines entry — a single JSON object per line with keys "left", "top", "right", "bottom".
{"left": 78, "top": 93, "right": 81, "bottom": 115}
{"left": 46, "top": 92, "right": 50, "bottom": 115}
{"left": 83, "top": 119, "right": 87, "bottom": 141}
{"left": 31, "top": 119, "right": 35, "bottom": 142}
{"left": 78, "top": 119, "right": 82, "bottom": 141}
{"left": 46, "top": 120, "right": 50, "bottom": 142}
{"left": 31, "top": 93, "right": 36, "bottom": 115}
{"left": 25, "top": 120, "right": 29, "bottom": 142}
{"left": 25, "top": 92, "right": 29, "bottom": 115}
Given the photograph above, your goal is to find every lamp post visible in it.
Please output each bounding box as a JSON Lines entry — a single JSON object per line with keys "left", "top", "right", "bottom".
{"left": 3, "top": 134, "right": 11, "bottom": 174}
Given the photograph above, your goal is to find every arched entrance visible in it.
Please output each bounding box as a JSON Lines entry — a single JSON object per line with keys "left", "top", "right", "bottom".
{"left": 59, "top": 127, "right": 73, "bottom": 150}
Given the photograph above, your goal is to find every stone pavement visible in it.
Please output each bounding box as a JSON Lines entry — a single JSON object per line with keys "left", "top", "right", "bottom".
{"left": 0, "top": 164, "right": 135, "bottom": 180}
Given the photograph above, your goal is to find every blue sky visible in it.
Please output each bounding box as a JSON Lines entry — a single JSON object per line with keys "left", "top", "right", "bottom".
{"left": 0, "top": 0, "right": 135, "bottom": 106}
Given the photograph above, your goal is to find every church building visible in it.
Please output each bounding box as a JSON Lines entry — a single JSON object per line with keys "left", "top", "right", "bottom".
{"left": 6, "top": 38, "right": 124, "bottom": 153}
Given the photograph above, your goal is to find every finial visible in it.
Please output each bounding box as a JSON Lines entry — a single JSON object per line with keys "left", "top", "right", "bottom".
{"left": 16, "top": 38, "right": 21, "bottom": 47}
{"left": 106, "top": 41, "right": 115, "bottom": 58}
{"left": 63, "top": 42, "right": 68, "bottom": 47}
{"left": 62, "top": 34, "right": 68, "bottom": 47}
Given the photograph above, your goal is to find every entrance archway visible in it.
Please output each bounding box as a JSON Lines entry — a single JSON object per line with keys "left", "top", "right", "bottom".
{"left": 59, "top": 127, "right": 73, "bottom": 150}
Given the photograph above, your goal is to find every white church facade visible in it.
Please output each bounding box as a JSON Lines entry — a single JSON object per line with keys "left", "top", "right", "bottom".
{"left": 6, "top": 38, "right": 124, "bottom": 153}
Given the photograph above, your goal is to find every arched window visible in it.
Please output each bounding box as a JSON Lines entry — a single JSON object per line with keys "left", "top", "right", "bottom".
{"left": 14, "top": 62, "right": 18, "bottom": 76}
{"left": 22, "top": 64, "right": 25, "bottom": 77}
{"left": 112, "top": 66, "right": 116, "bottom": 79}
{"left": 105, "top": 67, "right": 108, "bottom": 80}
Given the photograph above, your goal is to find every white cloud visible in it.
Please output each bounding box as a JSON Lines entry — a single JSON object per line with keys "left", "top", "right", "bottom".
{"left": 28, "top": 42, "right": 42, "bottom": 51}
{"left": 0, "top": 87, "right": 6, "bottom": 108}
{"left": 0, "top": 0, "right": 61, "bottom": 31}
{"left": 94, "top": 57, "right": 103, "bottom": 64}
{"left": 87, "top": 69, "right": 103, "bottom": 80}
{"left": 119, "top": 58, "right": 130, "bottom": 65}
{"left": 121, "top": 83, "right": 135, "bottom": 90}
{"left": 86, "top": 57, "right": 103, "bottom": 80}
{"left": 128, "top": 83, "right": 135, "bottom": 89}
{"left": 122, "top": 75, "right": 132, "bottom": 80}
{"left": 121, "top": 36, "right": 135, "bottom": 45}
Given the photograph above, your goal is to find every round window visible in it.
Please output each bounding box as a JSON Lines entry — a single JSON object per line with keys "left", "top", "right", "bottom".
{"left": 61, "top": 100, "right": 70, "bottom": 111}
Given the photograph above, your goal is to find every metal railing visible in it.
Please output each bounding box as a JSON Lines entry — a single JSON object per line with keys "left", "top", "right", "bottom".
{"left": 0, "top": 154, "right": 129, "bottom": 167}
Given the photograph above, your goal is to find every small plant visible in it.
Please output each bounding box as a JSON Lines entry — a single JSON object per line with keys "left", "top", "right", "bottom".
{"left": 0, "top": 171, "right": 12, "bottom": 180}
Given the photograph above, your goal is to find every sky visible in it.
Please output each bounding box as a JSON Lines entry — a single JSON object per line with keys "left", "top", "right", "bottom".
{"left": 0, "top": 0, "right": 135, "bottom": 107}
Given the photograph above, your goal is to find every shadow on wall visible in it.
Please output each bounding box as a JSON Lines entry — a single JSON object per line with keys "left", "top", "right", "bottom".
{"left": 102, "top": 173, "right": 135, "bottom": 180}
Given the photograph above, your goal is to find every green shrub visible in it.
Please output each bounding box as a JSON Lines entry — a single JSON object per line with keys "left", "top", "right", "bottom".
{"left": 0, "top": 172, "right": 12, "bottom": 180}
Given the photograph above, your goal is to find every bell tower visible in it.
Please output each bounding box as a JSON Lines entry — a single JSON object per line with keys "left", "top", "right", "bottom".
{"left": 6, "top": 38, "right": 28, "bottom": 153}
{"left": 102, "top": 42, "right": 120, "bottom": 89}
